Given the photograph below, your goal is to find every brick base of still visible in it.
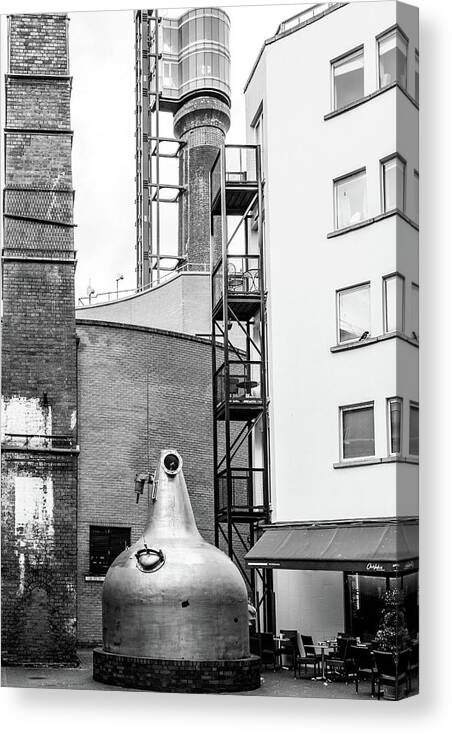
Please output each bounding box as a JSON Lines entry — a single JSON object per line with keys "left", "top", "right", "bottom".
{"left": 93, "top": 648, "right": 261, "bottom": 693}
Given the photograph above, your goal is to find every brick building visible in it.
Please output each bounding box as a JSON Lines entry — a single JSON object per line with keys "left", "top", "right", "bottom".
{"left": 1, "top": 14, "right": 78, "bottom": 664}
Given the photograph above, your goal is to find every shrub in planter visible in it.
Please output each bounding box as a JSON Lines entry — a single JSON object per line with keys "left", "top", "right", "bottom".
{"left": 374, "top": 588, "right": 411, "bottom": 699}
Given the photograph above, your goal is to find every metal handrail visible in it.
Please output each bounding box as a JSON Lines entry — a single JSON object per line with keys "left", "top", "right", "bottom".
{"left": 77, "top": 261, "right": 208, "bottom": 307}
{"left": 276, "top": 3, "right": 337, "bottom": 35}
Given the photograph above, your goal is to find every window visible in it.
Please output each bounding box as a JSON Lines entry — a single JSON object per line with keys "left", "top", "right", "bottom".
{"left": 334, "top": 169, "right": 367, "bottom": 229}
{"left": 409, "top": 402, "right": 419, "bottom": 456}
{"left": 381, "top": 155, "right": 406, "bottom": 212}
{"left": 411, "top": 283, "right": 419, "bottom": 339}
{"left": 383, "top": 273, "right": 405, "bottom": 333}
{"left": 252, "top": 105, "right": 264, "bottom": 164}
{"left": 341, "top": 403, "right": 375, "bottom": 460}
{"left": 337, "top": 283, "right": 371, "bottom": 343}
{"left": 89, "top": 526, "right": 130, "bottom": 575}
{"left": 163, "top": 62, "right": 178, "bottom": 89}
{"left": 387, "top": 397, "right": 402, "bottom": 455}
{"left": 415, "top": 49, "right": 419, "bottom": 102}
{"left": 414, "top": 170, "right": 419, "bottom": 224}
{"left": 332, "top": 47, "right": 364, "bottom": 110}
{"left": 378, "top": 27, "right": 408, "bottom": 90}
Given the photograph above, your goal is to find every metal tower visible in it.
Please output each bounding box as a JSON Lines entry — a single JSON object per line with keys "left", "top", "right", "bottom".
{"left": 135, "top": 7, "right": 231, "bottom": 290}
{"left": 135, "top": 9, "right": 186, "bottom": 289}
{"left": 210, "top": 144, "right": 275, "bottom": 633}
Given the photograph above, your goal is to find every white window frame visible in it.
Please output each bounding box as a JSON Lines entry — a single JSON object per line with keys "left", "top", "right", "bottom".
{"left": 381, "top": 154, "right": 407, "bottom": 213}
{"left": 387, "top": 397, "right": 403, "bottom": 457}
{"left": 414, "top": 169, "right": 419, "bottom": 224}
{"left": 339, "top": 402, "right": 375, "bottom": 462}
{"left": 333, "top": 168, "right": 367, "bottom": 230}
{"left": 383, "top": 272, "right": 405, "bottom": 334}
{"left": 411, "top": 282, "right": 419, "bottom": 340}
{"left": 331, "top": 46, "right": 364, "bottom": 111}
{"left": 377, "top": 26, "right": 409, "bottom": 91}
{"left": 408, "top": 401, "right": 419, "bottom": 457}
{"left": 414, "top": 49, "right": 419, "bottom": 103}
{"left": 336, "top": 281, "right": 371, "bottom": 345}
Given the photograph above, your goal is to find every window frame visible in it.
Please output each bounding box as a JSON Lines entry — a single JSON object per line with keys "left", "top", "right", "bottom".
{"left": 380, "top": 153, "right": 407, "bottom": 214}
{"left": 414, "top": 49, "right": 419, "bottom": 103}
{"left": 383, "top": 272, "right": 405, "bottom": 334}
{"left": 408, "top": 401, "right": 419, "bottom": 457}
{"left": 386, "top": 396, "right": 403, "bottom": 457}
{"left": 330, "top": 45, "right": 364, "bottom": 112}
{"left": 333, "top": 167, "right": 367, "bottom": 231}
{"left": 89, "top": 525, "right": 131, "bottom": 576}
{"left": 336, "top": 281, "right": 371, "bottom": 345}
{"left": 339, "top": 401, "right": 375, "bottom": 462}
{"left": 413, "top": 169, "right": 419, "bottom": 224}
{"left": 377, "top": 25, "right": 409, "bottom": 91}
{"left": 411, "top": 281, "right": 419, "bottom": 339}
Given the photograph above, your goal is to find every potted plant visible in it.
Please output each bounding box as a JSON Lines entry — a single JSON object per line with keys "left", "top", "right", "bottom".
{"left": 374, "top": 588, "right": 411, "bottom": 699}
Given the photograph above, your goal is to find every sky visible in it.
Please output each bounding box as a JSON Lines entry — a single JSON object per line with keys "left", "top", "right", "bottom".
{"left": 68, "top": 2, "right": 308, "bottom": 302}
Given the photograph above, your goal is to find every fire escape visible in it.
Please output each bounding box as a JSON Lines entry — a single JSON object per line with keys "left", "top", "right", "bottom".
{"left": 135, "top": 9, "right": 186, "bottom": 290}
{"left": 210, "top": 145, "right": 275, "bottom": 633}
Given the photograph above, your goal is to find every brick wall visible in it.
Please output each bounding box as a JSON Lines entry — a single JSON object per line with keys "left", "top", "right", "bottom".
{"left": 76, "top": 320, "right": 251, "bottom": 645}
{"left": 1, "top": 14, "right": 78, "bottom": 664}
{"left": 76, "top": 321, "right": 218, "bottom": 644}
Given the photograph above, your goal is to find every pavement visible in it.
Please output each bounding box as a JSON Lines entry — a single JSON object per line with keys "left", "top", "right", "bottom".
{"left": 1, "top": 649, "right": 418, "bottom": 701}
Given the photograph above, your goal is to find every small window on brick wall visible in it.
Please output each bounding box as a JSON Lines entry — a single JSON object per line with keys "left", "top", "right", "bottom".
{"left": 89, "top": 526, "right": 131, "bottom": 575}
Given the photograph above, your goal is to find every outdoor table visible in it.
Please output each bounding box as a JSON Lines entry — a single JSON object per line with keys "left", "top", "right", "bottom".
{"left": 314, "top": 640, "right": 337, "bottom": 682}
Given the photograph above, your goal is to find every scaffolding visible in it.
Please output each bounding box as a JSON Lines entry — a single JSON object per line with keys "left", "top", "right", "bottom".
{"left": 135, "top": 9, "right": 186, "bottom": 290}
{"left": 210, "top": 144, "right": 275, "bottom": 633}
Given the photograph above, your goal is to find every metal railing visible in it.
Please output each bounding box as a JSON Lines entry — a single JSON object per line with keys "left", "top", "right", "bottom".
{"left": 276, "top": 3, "right": 338, "bottom": 35}
{"left": 214, "top": 360, "right": 262, "bottom": 407}
{"left": 213, "top": 254, "right": 261, "bottom": 307}
{"left": 218, "top": 468, "right": 265, "bottom": 512}
{"left": 77, "top": 262, "right": 209, "bottom": 307}
{"left": 211, "top": 144, "right": 259, "bottom": 205}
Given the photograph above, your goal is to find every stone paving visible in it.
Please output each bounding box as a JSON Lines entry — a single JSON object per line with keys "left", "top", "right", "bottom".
{"left": 1, "top": 649, "right": 418, "bottom": 701}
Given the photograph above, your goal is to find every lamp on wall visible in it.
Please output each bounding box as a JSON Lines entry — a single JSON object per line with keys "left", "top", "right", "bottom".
{"left": 115, "top": 273, "right": 124, "bottom": 299}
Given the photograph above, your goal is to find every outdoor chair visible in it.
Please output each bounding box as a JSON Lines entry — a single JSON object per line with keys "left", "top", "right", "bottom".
{"left": 296, "top": 634, "right": 322, "bottom": 679}
{"left": 325, "top": 636, "right": 356, "bottom": 681}
{"left": 249, "top": 633, "right": 262, "bottom": 658}
{"left": 274, "top": 629, "right": 297, "bottom": 672}
{"left": 351, "top": 645, "right": 376, "bottom": 695}
{"left": 373, "top": 649, "right": 411, "bottom": 700}
{"left": 259, "top": 632, "right": 277, "bottom": 670}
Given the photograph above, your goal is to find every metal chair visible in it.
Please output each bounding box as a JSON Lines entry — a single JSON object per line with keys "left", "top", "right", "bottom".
{"left": 325, "top": 636, "right": 356, "bottom": 681}
{"left": 373, "top": 649, "right": 411, "bottom": 700}
{"left": 259, "top": 632, "right": 277, "bottom": 670}
{"left": 351, "top": 645, "right": 376, "bottom": 695}
{"left": 274, "top": 629, "right": 297, "bottom": 672}
{"left": 296, "top": 634, "right": 321, "bottom": 679}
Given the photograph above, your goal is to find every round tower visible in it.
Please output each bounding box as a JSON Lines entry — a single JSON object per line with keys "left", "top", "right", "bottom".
{"left": 173, "top": 7, "right": 231, "bottom": 268}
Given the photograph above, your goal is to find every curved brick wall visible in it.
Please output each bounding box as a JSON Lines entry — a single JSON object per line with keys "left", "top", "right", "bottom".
{"left": 76, "top": 320, "right": 217, "bottom": 645}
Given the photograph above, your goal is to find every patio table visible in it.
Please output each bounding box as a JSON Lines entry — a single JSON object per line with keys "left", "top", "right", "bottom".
{"left": 314, "top": 640, "right": 337, "bottom": 681}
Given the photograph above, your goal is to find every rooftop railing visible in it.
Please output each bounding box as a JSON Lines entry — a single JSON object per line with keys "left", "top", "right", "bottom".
{"left": 276, "top": 3, "right": 337, "bottom": 35}
{"left": 77, "top": 262, "right": 209, "bottom": 307}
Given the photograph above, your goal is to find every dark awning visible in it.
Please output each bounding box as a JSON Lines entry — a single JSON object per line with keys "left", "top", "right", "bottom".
{"left": 245, "top": 517, "right": 418, "bottom": 574}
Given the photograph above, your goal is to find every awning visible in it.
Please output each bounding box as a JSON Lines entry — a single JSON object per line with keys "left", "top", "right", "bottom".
{"left": 245, "top": 517, "right": 418, "bottom": 574}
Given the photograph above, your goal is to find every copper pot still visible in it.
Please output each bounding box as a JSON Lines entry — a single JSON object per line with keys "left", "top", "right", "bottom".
{"left": 102, "top": 450, "right": 250, "bottom": 661}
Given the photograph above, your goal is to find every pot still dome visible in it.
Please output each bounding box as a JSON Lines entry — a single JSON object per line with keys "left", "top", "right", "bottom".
{"left": 93, "top": 450, "right": 260, "bottom": 692}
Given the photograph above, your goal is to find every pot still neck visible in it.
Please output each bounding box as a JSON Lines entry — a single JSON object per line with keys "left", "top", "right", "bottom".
{"left": 143, "top": 451, "right": 202, "bottom": 540}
